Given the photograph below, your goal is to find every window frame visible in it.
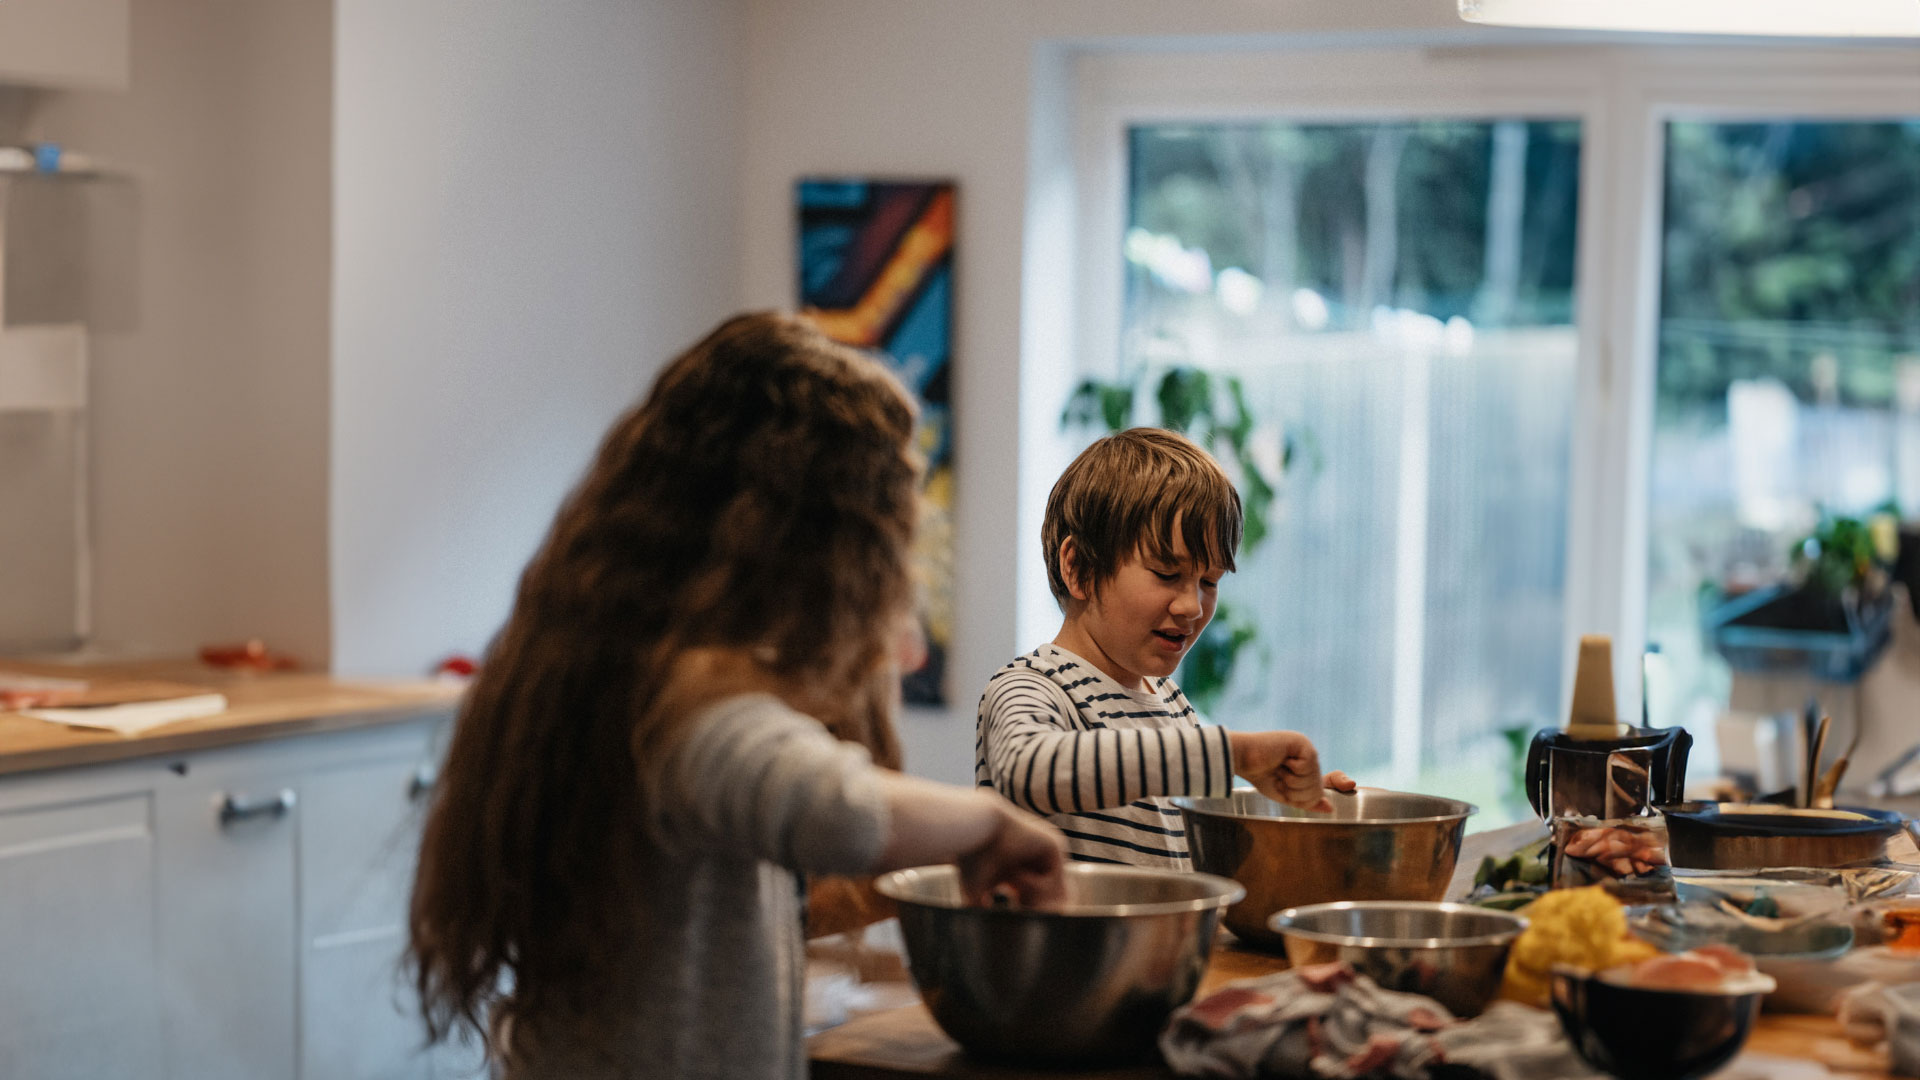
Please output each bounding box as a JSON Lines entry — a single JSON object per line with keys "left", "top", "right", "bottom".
{"left": 1063, "top": 42, "right": 1920, "bottom": 778}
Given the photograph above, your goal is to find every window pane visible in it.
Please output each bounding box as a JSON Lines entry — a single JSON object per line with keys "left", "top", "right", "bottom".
{"left": 1650, "top": 120, "right": 1920, "bottom": 747}
{"left": 1120, "top": 121, "right": 1581, "bottom": 820}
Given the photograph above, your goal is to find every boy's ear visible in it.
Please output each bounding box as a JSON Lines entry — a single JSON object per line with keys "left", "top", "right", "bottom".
{"left": 1058, "top": 537, "right": 1092, "bottom": 603}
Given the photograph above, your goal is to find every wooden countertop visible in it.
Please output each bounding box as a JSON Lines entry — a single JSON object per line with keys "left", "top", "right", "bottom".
{"left": 0, "top": 658, "right": 464, "bottom": 776}
{"left": 807, "top": 939, "right": 1896, "bottom": 1079}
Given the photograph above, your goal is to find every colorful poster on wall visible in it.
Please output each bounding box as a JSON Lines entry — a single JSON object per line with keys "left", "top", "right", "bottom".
{"left": 797, "top": 178, "right": 954, "bottom": 706}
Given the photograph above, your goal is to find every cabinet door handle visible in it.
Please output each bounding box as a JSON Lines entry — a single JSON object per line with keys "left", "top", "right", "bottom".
{"left": 408, "top": 764, "right": 437, "bottom": 801}
{"left": 219, "top": 788, "right": 297, "bottom": 825}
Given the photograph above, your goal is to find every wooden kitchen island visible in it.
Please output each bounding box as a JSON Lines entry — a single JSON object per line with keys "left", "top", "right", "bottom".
{"left": 808, "top": 936, "right": 1898, "bottom": 1079}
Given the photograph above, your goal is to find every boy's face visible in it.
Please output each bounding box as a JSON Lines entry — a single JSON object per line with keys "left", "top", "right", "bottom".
{"left": 1062, "top": 535, "right": 1222, "bottom": 690}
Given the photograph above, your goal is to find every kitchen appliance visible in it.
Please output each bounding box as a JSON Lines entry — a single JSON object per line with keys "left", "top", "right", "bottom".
{"left": 1173, "top": 788, "right": 1474, "bottom": 950}
{"left": 1525, "top": 725, "right": 1692, "bottom": 820}
{"left": 1267, "top": 901, "right": 1525, "bottom": 1017}
{"left": 872, "top": 862, "right": 1242, "bottom": 1065}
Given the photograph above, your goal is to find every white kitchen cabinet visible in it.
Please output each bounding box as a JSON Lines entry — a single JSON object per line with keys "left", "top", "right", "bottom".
{"left": 0, "top": 0, "right": 129, "bottom": 90}
{"left": 295, "top": 731, "right": 442, "bottom": 1080}
{"left": 0, "top": 773, "right": 165, "bottom": 1080}
{"left": 154, "top": 747, "right": 303, "bottom": 1080}
{"left": 0, "top": 710, "right": 455, "bottom": 1080}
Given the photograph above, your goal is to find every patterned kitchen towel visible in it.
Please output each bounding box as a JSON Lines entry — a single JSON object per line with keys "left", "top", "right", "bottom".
{"left": 1160, "top": 962, "right": 1601, "bottom": 1080}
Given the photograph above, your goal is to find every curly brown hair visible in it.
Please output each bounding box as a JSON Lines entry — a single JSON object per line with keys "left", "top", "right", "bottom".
{"left": 1042, "top": 427, "right": 1242, "bottom": 605}
{"left": 407, "top": 311, "right": 919, "bottom": 1049}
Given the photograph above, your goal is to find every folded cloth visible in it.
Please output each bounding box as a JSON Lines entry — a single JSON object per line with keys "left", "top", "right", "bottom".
{"left": 1160, "top": 963, "right": 1601, "bottom": 1080}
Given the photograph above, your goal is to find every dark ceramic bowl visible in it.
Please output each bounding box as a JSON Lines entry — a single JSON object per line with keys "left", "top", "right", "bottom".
{"left": 1550, "top": 967, "right": 1774, "bottom": 1080}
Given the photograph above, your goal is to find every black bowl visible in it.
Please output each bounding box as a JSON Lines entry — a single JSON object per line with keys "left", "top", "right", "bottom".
{"left": 1549, "top": 968, "right": 1771, "bottom": 1080}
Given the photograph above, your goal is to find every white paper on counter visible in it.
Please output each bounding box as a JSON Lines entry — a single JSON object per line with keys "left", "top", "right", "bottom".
{"left": 21, "top": 693, "right": 229, "bottom": 737}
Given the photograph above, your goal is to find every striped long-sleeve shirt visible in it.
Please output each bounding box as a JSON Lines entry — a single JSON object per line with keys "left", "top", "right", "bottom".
{"left": 974, "top": 643, "right": 1234, "bottom": 870}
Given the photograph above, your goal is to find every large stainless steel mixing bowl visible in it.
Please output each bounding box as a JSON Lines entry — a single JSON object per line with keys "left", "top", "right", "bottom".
{"left": 872, "top": 863, "right": 1244, "bottom": 1065}
{"left": 1270, "top": 901, "right": 1526, "bottom": 1017}
{"left": 1173, "top": 788, "right": 1475, "bottom": 949}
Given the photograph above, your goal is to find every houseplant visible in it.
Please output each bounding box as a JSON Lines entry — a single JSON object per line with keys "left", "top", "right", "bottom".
{"left": 1702, "top": 513, "right": 1900, "bottom": 682}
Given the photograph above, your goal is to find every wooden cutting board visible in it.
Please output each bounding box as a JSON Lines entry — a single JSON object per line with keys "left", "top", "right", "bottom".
{"left": 0, "top": 677, "right": 216, "bottom": 711}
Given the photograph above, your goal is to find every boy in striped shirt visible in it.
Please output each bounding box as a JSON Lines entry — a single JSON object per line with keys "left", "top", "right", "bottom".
{"left": 976, "top": 428, "right": 1354, "bottom": 870}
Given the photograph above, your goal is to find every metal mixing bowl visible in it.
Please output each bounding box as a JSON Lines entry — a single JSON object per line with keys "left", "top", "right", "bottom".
{"left": 1174, "top": 788, "right": 1476, "bottom": 948}
{"left": 1269, "top": 901, "right": 1526, "bottom": 1017}
{"left": 872, "top": 863, "right": 1244, "bottom": 1065}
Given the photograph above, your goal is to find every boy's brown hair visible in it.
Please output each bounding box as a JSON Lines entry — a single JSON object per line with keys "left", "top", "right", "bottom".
{"left": 1043, "top": 427, "right": 1242, "bottom": 606}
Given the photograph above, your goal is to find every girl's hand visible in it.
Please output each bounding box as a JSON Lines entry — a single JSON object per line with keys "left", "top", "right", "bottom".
{"left": 1325, "top": 770, "right": 1358, "bottom": 795}
{"left": 1229, "top": 731, "right": 1337, "bottom": 812}
{"left": 958, "top": 801, "right": 1068, "bottom": 909}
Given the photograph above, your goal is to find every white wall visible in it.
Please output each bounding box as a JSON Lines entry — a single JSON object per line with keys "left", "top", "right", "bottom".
{"left": 331, "top": 0, "right": 747, "bottom": 677}
{"left": 737, "top": 0, "right": 1481, "bottom": 783}
{"left": 28, "top": 0, "right": 334, "bottom": 662}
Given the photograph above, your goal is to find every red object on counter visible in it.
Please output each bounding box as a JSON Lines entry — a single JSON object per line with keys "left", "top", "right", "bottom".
{"left": 200, "top": 640, "right": 300, "bottom": 672}
{"left": 435, "top": 655, "right": 477, "bottom": 679}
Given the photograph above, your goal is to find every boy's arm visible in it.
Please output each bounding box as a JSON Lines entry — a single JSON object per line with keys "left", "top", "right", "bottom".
{"left": 977, "top": 670, "right": 1235, "bottom": 815}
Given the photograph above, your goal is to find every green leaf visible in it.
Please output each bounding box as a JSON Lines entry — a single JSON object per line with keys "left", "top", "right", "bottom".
{"left": 1156, "top": 367, "right": 1211, "bottom": 435}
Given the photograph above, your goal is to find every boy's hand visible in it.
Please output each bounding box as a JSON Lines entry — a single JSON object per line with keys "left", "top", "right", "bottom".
{"left": 1229, "top": 731, "right": 1338, "bottom": 812}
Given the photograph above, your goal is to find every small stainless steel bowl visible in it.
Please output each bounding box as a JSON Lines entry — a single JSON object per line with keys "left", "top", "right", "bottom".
{"left": 872, "top": 863, "right": 1244, "bottom": 1065}
{"left": 1174, "top": 787, "right": 1476, "bottom": 949}
{"left": 1269, "top": 901, "right": 1525, "bottom": 1017}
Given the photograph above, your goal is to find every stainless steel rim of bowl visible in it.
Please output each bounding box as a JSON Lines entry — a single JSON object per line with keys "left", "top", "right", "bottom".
{"left": 873, "top": 863, "right": 1247, "bottom": 918}
{"left": 1172, "top": 788, "right": 1478, "bottom": 826}
{"left": 1271, "top": 901, "right": 1528, "bottom": 949}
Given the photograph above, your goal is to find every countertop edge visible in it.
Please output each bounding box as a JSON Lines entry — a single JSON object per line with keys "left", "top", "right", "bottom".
{"left": 0, "top": 695, "right": 461, "bottom": 777}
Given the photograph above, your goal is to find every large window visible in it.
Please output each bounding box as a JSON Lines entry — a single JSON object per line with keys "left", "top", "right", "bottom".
{"left": 1648, "top": 120, "right": 1920, "bottom": 733}
{"left": 1119, "top": 120, "right": 1581, "bottom": 817}
{"left": 1065, "top": 47, "right": 1920, "bottom": 824}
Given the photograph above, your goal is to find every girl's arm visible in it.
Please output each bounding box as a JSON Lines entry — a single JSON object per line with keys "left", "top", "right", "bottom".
{"left": 872, "top": 772, "right": 1067, "bottom": 907}
{"left": 654, "top": 692, "right": 1065, "bottom": 906}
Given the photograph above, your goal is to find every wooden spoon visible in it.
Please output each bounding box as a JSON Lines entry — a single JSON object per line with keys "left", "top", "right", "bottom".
{"left": 1813, "top": 715, "right": 1862, "bottom": 811}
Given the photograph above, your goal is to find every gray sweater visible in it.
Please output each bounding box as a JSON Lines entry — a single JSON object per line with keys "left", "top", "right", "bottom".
{"left": 503, "top": 693, "right": 890, "bottom": 1080}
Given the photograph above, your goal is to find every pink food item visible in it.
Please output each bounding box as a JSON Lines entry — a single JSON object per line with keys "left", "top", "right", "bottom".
{"left": 1602, "top": 946, "right": 1770, "bottom": 994}
{"left": 1689, "top": 943, "right": 1756, "bottom": 977}
{"left": 1629, "top": 954, "right": 1728, "bottom": 991}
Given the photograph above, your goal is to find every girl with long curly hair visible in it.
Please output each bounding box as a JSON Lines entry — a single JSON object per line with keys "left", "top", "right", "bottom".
{"left": 407, "top": 312, "right": 1066, "bottom": 1079}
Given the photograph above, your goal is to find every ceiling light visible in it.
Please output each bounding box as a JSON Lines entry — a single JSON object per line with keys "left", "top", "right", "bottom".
{"left": 1459, "top": 0, "right": 1920, "bottom": 37}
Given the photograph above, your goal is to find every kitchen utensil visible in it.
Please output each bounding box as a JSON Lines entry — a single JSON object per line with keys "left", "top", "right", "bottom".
{"left": 1804, "top": 711, "right": 1831, "bottom": 808}
{"left": 1172, "top": 788, "right": 1474, "bottom": 950}
{"left": 1662, "top": 801, "right": 1915, "bottom": 869}
{"left": 1525, "top": 726, "right": 1692, "bottom": 820}
{"left": 1550, "top": 966, "right": 1773, "bottom": 1079}
{"left": 872, "top": 862, "right": 1243, "bottom": 1065}
{"left": 1267, "top": 901, "right": 1524, "bottom": 1017}
{"left": 1813, "top": 717, "right": 1862, "bottom": 811}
